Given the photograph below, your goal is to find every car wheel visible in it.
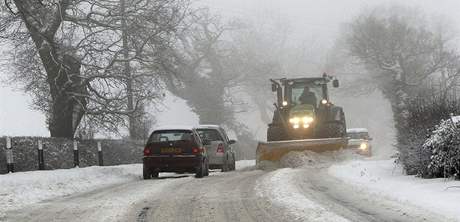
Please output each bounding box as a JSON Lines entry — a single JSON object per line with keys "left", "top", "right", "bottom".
{"left": 143, "top": 165, "right": 151, "bottom": 180}
{"left": 221, "top": 158, "right": 228, "bottom": 172}
{"left": 152, "top": 171, "right": 159, "bottom": 179}
{"left": 204, "top": 161, "right": 209, "bottom": 176}
{"left": 195, "top": 161, "right": 205, "bottom": 178}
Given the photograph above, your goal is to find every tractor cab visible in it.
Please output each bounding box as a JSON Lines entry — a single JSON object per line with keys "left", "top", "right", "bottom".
{"left": 257, "top": 73, "right": 347, "bottom": 167}
{"left": 271, "top": 75, "right": 339, "bottom": 109}
{"left": 268, "top": 74, "right": 344, "bottom": 140}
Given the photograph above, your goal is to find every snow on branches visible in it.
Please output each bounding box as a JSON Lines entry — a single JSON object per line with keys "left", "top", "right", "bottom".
{"left": 423, "top": 116, "right": 460, "bottom": 179}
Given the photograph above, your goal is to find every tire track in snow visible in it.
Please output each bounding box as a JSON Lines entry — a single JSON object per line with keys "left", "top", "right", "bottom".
{"left": 255, "top": 168, "right": 350, "bottom": 222}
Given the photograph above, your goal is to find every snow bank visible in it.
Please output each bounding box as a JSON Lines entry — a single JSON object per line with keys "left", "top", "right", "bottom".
{"left": 235, "top": 159, "right": 255, "bottom": 170}
{"left": 0, "top": 164, "right": 142, "bottom": 215}
{"left": 329, "top": 160, "right": 460, "bottom": 221}
{"left": 280, "top": 150, "right": 360, "bottom": 168}
{"left": 255, "top": 168, "right": 349, "bottom": 222}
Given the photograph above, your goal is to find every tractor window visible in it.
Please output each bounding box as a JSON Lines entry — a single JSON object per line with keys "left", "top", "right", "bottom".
{"left": 291, "top": 84, "right": 323, "bottom": 106}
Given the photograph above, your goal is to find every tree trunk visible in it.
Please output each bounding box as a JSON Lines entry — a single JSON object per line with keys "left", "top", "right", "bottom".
{"left": 45, "top": 55, "right": 87, "bottom": 138}
{"left": 14, "top": 0, "right": 87, "bottom": 139}
{"left": 120, "top": 0, "right": 137, "bottom": 140}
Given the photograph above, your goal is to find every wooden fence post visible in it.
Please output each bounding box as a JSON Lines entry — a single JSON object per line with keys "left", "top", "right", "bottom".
{"left": 38, "top": 140, "right": 45, "bottom": 170}
{"left": 73, "top": 140, "right": 79, "bottom": 167}
{"left": 5, "top": 137, "right": 14, "bottom": 173}
{"left": 97, "top": 141, "right": 103, "bottom": 166}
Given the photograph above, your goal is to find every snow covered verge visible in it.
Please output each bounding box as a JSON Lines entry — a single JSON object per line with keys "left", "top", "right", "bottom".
{"left": 0, "top": 164, "right": 142, "bottom": 215}
{"left": 329, "top": 159, "right": 460, "bottom": 221}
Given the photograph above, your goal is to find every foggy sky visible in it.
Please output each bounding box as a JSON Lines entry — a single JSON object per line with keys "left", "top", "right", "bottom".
{"left": 1, "top": 0, "right": 460, "bottom": 137}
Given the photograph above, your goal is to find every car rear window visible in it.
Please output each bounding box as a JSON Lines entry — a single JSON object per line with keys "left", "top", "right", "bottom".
{"left": 197, "top": 129, "right": 224, "bottom": 141}
{"left": 148, "top": 130, "right": 194, "bottom": 143}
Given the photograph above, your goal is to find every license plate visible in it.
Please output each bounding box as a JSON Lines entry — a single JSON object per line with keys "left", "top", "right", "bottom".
{"left": 160, "top": 147, "right": 182, "bottom": 154}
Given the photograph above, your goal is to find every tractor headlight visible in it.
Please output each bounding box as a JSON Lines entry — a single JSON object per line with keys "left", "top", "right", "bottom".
{"left": 321, "top": 99, "right": 328, "bottom": 105}
{"left": 290, "top": 116, "right": 314, "bottom": 128}
{"left": 302, "top": 116, "right": 314, "bottom": 124}
{"left": 359, "top": 142, "right": 368, "bottom": 150}
{"left": 282, "top": 101, "right": 288, "bottom": 106}
{"left": 289, "top": 117, "right": 300, "bottom": 124}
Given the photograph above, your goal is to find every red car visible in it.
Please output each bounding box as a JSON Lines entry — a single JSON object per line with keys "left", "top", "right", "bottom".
{"left": 143, "top": 126, "right": 210, "bottom": 179}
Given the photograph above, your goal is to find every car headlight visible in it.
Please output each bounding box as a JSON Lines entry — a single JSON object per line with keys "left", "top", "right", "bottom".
{"left": 359, "top": 142, "right": 368, "bottom": 150}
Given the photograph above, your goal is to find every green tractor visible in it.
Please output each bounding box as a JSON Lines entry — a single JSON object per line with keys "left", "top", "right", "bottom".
{"left": 256, "top": 74, "right": 348, "bottom": 166}
{"left": 267, "top": 74, "right": 347, "bottom": 141}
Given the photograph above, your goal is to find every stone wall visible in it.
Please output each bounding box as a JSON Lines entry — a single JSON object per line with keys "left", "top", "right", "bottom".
{"left": 0, "top": 137, "right": 144, "bottom": 174}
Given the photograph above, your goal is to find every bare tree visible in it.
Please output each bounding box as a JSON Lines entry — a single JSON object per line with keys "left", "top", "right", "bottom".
{"left": 1, "top": 0, "right": 189, "bottom": 138}
{"left": 344, "top": 5, "right": 460, "bottom": 173}
{"left": 160, "top": 9, "right": 241, "bottom": 126}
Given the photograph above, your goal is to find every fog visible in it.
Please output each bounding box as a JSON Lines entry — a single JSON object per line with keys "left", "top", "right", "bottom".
{"left": 1, "top": 0, "right": 460, "bottom": 158}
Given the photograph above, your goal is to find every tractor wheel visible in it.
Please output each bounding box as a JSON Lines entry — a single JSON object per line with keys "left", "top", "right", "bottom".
{"left": 267, "top": 126, "right": 287, "bottom": 141}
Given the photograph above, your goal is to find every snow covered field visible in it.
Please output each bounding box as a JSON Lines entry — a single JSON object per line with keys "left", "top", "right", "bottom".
{"left": 329, "top": 159, "right": 460, "bottom": 221}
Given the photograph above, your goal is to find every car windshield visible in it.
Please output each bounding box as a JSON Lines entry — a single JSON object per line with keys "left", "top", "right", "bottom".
{"left": 348, "top": 132, "right": 369, "bottom": 139}
{"left": 291, "top": 83, "right": 323, "bottom": 106}
{"left": 148, "top": 130, "right": 194, "bottom": 143}
{"left": 197, "top": 129, "right": 223, "bottom": 141}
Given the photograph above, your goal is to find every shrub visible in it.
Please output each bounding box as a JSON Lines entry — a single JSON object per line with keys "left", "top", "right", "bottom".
{"left": 422, "top": 117, "right": 460, "bottom": 179}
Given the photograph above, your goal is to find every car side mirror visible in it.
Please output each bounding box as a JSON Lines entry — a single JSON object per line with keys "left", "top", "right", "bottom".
{"left": 271, "top": 83, "right": 277, "bottom": 92}
{"left": 203, "top": 139, "right": 211, "bottom": 146}
{"left": 228, "top": 139, "right": 237, "bottom": 145}
{"left": 333, "top": 79, "right": 339, "bottom": 88}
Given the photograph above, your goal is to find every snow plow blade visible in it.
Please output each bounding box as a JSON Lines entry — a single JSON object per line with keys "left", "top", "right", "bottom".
{"left": 256, "top": 138, "right": 347, "bottom": 168}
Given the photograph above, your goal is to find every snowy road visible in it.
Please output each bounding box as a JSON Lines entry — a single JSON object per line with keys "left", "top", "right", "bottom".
{"left": 3, "top": 158, "right": 452, "bottom": 222}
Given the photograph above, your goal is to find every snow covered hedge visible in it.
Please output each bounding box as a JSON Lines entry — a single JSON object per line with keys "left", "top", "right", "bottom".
{"left": 397, "top": 94, "right": 460, "bottom": 178}
{"left": 422, "top": 117, "right": 460, "bottom": 179}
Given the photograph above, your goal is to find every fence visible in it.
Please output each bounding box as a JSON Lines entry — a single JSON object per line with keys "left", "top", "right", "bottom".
{"left": 0, "top": 137, "right": 144, "bottom": 174}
